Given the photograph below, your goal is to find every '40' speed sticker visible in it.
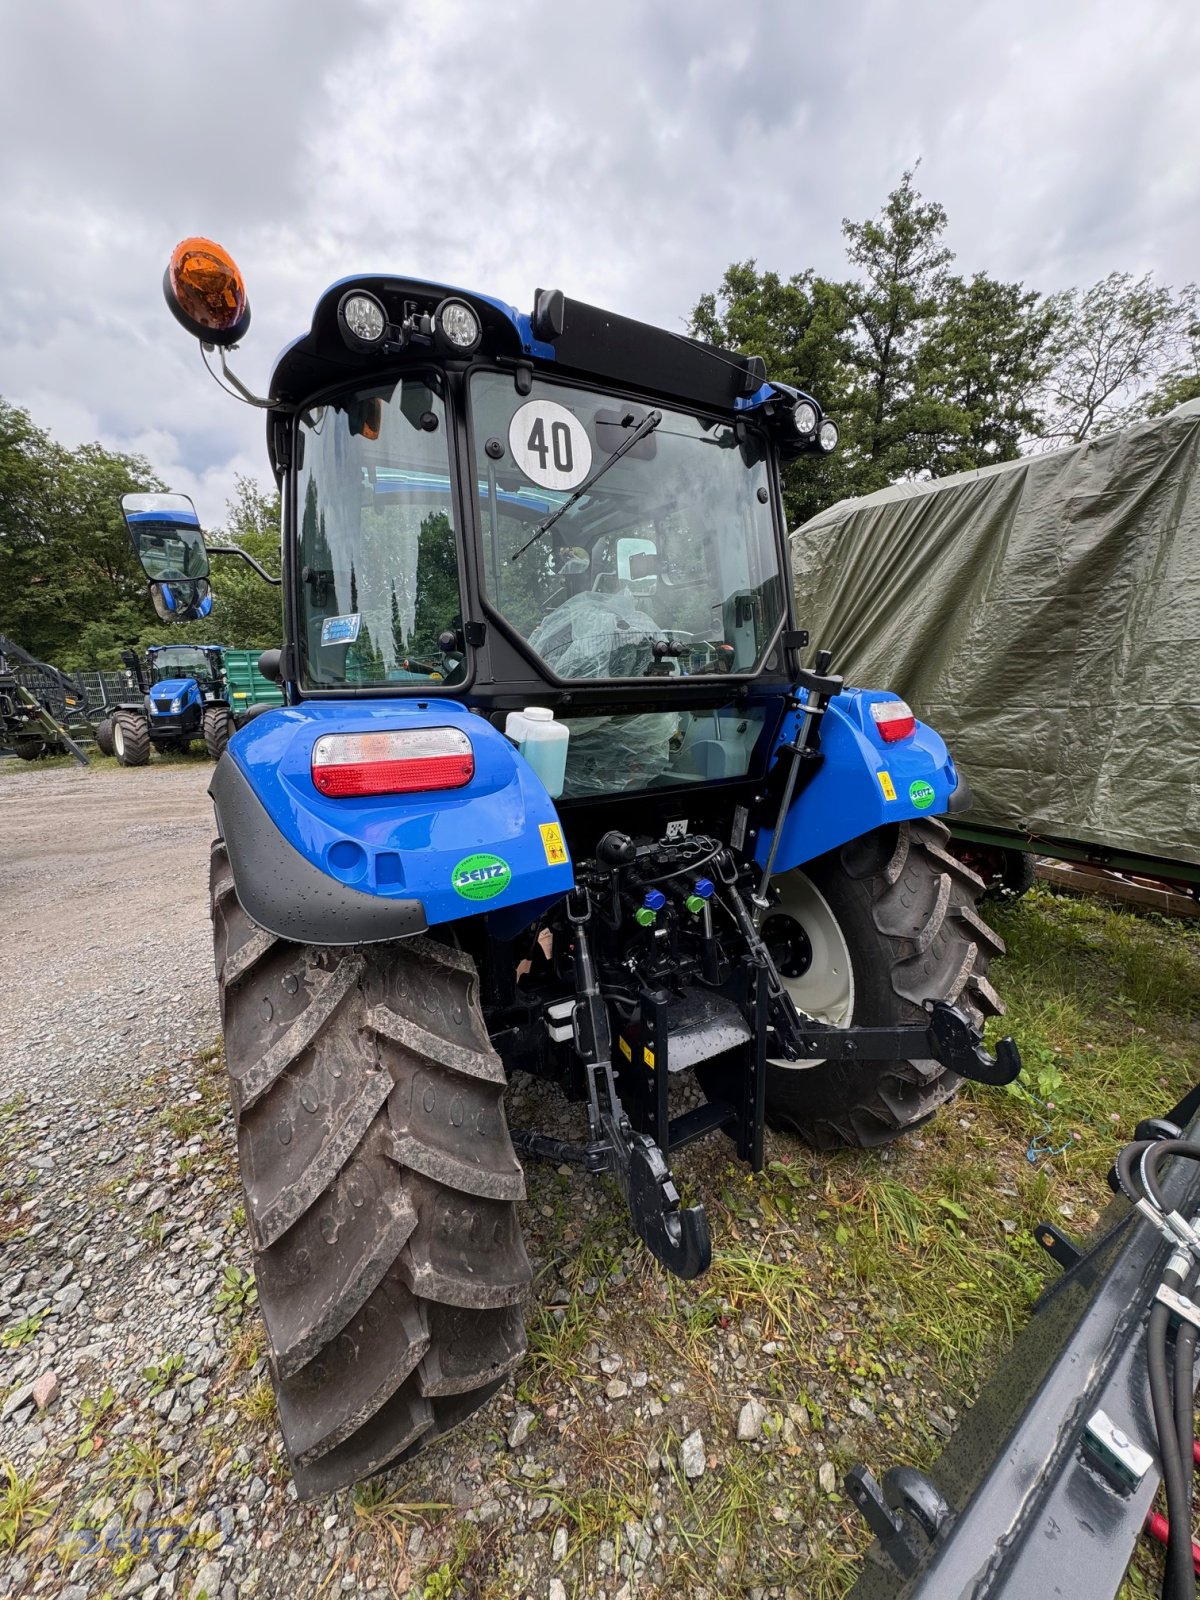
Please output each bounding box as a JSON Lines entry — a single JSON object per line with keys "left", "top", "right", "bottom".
{"left": 452, "top": 853, "right": 512, "bottom": 901}
{"left": 508, "top": 399, "right": 592, "bottom": 491}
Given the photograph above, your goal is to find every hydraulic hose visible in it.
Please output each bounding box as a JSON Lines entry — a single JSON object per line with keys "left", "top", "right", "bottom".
{"left": 1177, "top": 1313, "right": 1197, "bottom": 1516}
{"left": 1113, "top": 1134, "right": 1200, "bottom": 1600}
{"left": 1148, "top": 1259, "right": 1195, "bottom": 1600}
{"left": 1141, "top": 1140, "right": 1200, "bottom": 1215}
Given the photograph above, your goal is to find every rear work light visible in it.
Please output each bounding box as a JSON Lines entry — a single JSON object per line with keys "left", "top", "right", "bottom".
{"left": 311, "top": 728, "right": 474, "bottom": 797}
{"left": 869, "top": 699, "right": 917, "bottom": 743}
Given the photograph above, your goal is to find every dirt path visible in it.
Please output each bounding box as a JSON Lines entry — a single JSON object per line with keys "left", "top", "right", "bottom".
{"left": 0, "top": 761, "right": 219, "bottom": 1099}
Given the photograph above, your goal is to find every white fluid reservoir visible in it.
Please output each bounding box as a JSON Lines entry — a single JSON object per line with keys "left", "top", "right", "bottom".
{"left": 505, "top": 706, "right": 569, "bottom": 798}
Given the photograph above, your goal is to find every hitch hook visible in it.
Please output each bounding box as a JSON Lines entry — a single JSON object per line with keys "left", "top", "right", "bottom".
{"left": 927, "top": 1002, "right": 1021, "bottom": 1086}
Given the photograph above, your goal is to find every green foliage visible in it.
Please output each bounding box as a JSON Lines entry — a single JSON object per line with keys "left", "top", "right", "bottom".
{"left": 214, "top": 1264, "right": 257, "bottom": 1317}
{"left": 1043, "top": 271, "right": 1200, "bottom": 442}
{"left": 0, "top": 398, "right": 166, "bottom": 664}
{"left": 0, "top": 404, "right": 282, "bottom": 669}
{"left": 141, "top": 1353, "right": 192, "bottom": 1396}
{"left": 1, "top": 1312, "right": 44, "bottom": 1350}
{"left": 692, "top": 171, "right": 1197, "bottom": 525}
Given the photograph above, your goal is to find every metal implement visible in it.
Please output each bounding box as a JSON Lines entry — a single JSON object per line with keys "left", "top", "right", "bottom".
{"left": 844, "top": 1099, "right": 1200, "bottom": 1600}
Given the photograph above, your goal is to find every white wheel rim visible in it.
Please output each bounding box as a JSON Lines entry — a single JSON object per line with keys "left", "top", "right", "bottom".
{"left": 765, "top": 869, "right": 855, "bottom": 1071}
{"left": 113, "top": 722, "right": 124, "bottom": 758}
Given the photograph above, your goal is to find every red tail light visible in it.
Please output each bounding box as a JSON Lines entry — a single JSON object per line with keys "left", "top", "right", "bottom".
{"left": 311, "top": 728, "right": 474, "bottom": 797}
{"left": 870, "top": 700, "right": 917, "bottom": 743}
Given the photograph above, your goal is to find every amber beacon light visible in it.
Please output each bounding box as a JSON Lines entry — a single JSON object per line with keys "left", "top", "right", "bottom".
{"left": 163, "top": 237, "right": 251, "bottom": 346}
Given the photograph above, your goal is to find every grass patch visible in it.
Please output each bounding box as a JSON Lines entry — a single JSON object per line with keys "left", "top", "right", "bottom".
{"left": 0, "top": 1461, "right": 58, "bottom": 1553}
{"left": 0, "top": 747, "right": 205, "bottom": 774}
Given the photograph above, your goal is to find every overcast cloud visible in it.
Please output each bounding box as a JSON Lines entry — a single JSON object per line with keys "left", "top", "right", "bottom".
{"left": 1, "top": 0, "right": 1197, "bottom": 527}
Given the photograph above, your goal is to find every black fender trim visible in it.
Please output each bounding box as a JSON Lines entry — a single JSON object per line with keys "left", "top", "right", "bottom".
{"left": 944, "top": 769, "right": 972, "bottom": 814}
{"left": 208, "top": 753, "right": 428, "bottom": 945}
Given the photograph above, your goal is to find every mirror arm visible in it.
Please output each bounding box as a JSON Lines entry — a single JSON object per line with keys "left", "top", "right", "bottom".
{"left": 201, "top": 343, "right": 274, "bottom": 410}
{"left": 207, "top": 544, "right": 282, "bottom": 586}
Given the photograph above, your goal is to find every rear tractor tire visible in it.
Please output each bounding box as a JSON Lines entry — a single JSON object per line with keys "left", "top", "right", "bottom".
{"left": 94, "top": 717, "right": 115, "bottom": 757}
{"left": 762, "top": 817, "right": 1006, "bottom": 1150}
{"left": 204, "top": 705, "right": 234, "bottom": 761}
{"left": 210, "top": 843, "right": 531, "bottom": 1497}
{"left": 112, "top": 711, "right": 150, "bottom": 767}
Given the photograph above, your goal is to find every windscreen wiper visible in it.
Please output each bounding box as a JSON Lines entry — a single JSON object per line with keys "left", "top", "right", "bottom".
{"left": 509, "top": 408, "right": 662, "bottom": 561}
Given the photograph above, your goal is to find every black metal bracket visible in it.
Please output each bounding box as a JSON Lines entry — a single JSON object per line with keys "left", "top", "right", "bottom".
{"left": 776, "top": 1002, "right": 1021, "bottom": 1087}
{"left": 514, "top": 884, "right": 712, "bottom": 1280}
{"left": 1035, "top": 1221, "right": 1084, "bottom": 1271}
{"left": 845, "top": 1464, "right": 956, "bottom": 1579}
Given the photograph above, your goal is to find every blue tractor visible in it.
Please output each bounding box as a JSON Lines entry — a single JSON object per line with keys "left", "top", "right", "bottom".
{"left": 124, "top": 237, "right": 1019, "bottom": 1497}
{"left": 101, "top": 641, "right": 236, "bottom": 765}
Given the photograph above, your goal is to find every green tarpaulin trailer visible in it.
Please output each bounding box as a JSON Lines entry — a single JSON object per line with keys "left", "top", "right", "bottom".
{"left": 790, "top": 400, "right": 1200, "bottom": 886}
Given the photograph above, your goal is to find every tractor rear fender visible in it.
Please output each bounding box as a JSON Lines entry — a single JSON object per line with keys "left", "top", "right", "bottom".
{"left": 208, "top": 700, "right": 574, "bottom": 946}
{"left": 754, "top": 688, "right": 970, "bottom": 875}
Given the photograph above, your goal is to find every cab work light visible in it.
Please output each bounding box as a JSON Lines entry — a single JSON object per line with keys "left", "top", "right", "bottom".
{"left": 311, "top": 728, "right": 474, "bottom": 797}
{"left": 870, "top": 700, "right": 917, "bottom": 743}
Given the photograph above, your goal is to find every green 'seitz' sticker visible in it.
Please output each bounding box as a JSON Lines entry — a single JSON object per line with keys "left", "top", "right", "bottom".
{"left": 908, "top": 779, "right": 936, "bottom": 811}
{"left": 452, "top": 853, "right": 512, "bottom": 901}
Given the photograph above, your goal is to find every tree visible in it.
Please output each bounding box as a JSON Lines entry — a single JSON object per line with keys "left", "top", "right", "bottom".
{"left": 0, "top": 397, "right": 167, "bottom": 666}
{"left": 916, "top": 273, "right": 1060, "bottom": 475}
{"left": 1144, "top": 306, "right": 1200, "bottom": 417}
{"left": 1040, "top": 272, "right": 1200, "bottom": 443}
{"left": 838, "top": 169, "right": 955, "bottom": 487}
{"left": 690, "top": 173, "right": 1059, "bottom": 524}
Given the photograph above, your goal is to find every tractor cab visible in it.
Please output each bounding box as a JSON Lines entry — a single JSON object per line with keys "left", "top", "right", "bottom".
{"left": 146, "top": 643, "right": 225, "bottom": 704}
{"left": 268, "top": 278, "right": 836, "bottom": 817}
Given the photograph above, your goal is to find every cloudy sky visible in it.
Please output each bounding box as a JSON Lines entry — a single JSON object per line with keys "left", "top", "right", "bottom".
{"left": 1, "top": 0, "right": 1197, "bottom": 529}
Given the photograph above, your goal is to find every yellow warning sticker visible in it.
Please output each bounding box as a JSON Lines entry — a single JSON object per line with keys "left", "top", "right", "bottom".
{"left": 878, "top": 770, "right": 897, "bottom": 801}
{"left": 618, "top": 1036, "right": 632, "bottom": 1062}
{"left": 644, "top": 1047, "right": 655, "bottom": 1070}
{"left": 540, "top": 821, "right": 569, "bottom": 866}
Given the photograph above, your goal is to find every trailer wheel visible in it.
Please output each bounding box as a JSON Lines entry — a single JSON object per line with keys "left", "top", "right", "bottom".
{"left": 13, "top": 739, "right": 45, "bottom": 760}
{"left": 763, "top": 817, "right": 1006, "bottom": 1150}
{"left": 203, "top": 705, "right": 234, "bottom": 761}
{"left": 94, "top": 717, "right": 114, "bottom": 757}
{"left": 112, "top": 712, "right": 150, "bottom": 767}
{"left": 210, "top": 844, "right": 530, "bottom": 1497}
{"left": 992, "top": 848, "right": 1037, "bottom": 901}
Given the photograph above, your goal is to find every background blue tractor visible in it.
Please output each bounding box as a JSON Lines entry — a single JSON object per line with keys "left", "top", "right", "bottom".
{"left": 123, "top": 237, "right": 1019, "bottom": 1498}
{"left": 99, "top": 642, "right": 235, "bottom": 765}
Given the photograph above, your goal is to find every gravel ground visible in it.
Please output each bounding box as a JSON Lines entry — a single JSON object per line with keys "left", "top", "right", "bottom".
{"left": 0, "top": 758, "right": 927, "bottom": 1600}
{"left": 0, "top": 762, "right": 218, "bottom": 1101}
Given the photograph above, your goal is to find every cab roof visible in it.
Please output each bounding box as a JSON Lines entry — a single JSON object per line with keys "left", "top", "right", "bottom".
{"left": 268, "top": 274, "right": 773, "bottom": 430}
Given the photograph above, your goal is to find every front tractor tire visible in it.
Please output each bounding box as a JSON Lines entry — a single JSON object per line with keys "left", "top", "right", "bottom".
{"left": 763, "top": 817, "right": 1005, "bottom": 1150}
{"left": 210, "top": 844, "right": 531, "bottom": 1497}
{"left": 112, "top": 711, "right": 150, "bottom": 767}
{"left": 203, "top": 705, "right": 234, "bottom": 761}
{"left": 94, "top": 717, "right": 115, "bottom": 757}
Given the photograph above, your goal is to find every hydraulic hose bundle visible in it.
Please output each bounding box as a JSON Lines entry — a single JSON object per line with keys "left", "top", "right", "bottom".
{"left": 1113, "top": 1136, "right": 1200, "bottom": 1600}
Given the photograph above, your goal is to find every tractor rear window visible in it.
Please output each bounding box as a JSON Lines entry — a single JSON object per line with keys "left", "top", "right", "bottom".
{"left": 295, "top": 377, "right": 465, "bottom": 690}
{"left": 470, "top": 372, "right": 786, "bottom": 684}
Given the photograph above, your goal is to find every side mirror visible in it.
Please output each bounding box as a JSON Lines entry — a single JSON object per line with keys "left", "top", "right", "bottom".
{"left": 121, "top": 491, "right": 215, "bottom": 623}
{"left": 122, "top": 492, "right": 210, "bottom": 582}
